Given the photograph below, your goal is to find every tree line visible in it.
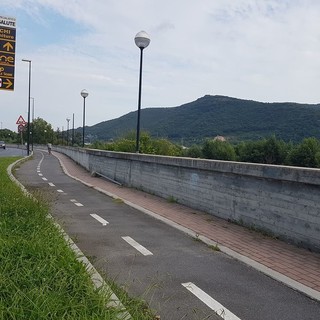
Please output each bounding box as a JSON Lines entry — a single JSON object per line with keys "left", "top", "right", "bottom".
{"left": 92, "top": 132, "right": 320, "bottom": 168}
{"left": 2, "top": 121, "right": 320, "bottom": 168}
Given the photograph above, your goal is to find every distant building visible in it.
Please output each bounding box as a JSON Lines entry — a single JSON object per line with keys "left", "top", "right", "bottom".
{"left": 213, "top": 135, "right": 226, "bottom": 142}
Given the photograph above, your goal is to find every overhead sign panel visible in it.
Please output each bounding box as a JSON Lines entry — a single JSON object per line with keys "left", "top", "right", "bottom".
{"left": 0, "top": 16, "right": 16, "bottom": 91}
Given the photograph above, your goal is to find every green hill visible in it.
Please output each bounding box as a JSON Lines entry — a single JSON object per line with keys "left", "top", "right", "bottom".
{"left": 86, "top": 95, "right": 320, "bottom": 145}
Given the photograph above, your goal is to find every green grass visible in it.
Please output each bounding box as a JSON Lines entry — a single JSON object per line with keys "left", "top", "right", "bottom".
{"left": 0, "top": 157, "right": 155, "bottom": 320}
{"left": 167, "top": 195, "right": 178, "bottom": 204}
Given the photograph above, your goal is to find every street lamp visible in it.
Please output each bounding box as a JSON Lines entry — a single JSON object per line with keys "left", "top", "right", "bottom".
{"left": 31, "top": 97, "right": 35, "bottom": 151}
{"left": 66, "top": 118, "right": 70, "bottom": 146}
{"left": 134, "top": 31, "right": 150, "bottom": 153}
{"left": 72, "top": 113, "right": 75, "bottom": 146}
{"left": 80, "top": 89, "right": 89, "bottom": 147}
{"left": 22, "top": 59, "right": 32, "bottom": 155}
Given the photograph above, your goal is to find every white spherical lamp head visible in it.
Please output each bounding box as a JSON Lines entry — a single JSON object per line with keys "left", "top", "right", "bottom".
{"left": 81, "top": 89, "right": 89, "bottom": 98}
{"left": 134, "top": 31, "right": 150, "bottom": 49}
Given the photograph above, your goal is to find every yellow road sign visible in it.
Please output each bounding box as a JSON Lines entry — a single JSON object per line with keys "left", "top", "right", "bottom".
{"left": 0, "top": 16, "right": 16, "bottom": 91}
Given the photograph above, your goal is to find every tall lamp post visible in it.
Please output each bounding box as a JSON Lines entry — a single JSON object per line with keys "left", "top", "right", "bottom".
{"left": 134, "top": 31, "right": 150, "bottom": 153}
{"left": 22, "top": 59, "right": 32, "bottom": 155}
{"left": 31, "top": 97, "right": 35, "bottom": 151}
{"left": 72, "top": 113, "right": 75, "bottom": 146}
{"left": 80, "top": 89, "right": 89, "bottom": 147}
{"left": 66, "top": 118, "right": 70, "bottom": 146}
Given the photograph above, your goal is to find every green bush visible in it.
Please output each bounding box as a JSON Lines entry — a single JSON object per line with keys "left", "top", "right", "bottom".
{"left": 287, "top": 137, "right": 320, "bottom": 168}
{"left": 92, "top": 132, "right": 182, "bottom": 156}
{"left": 235, "top": 136, "right": 290, "bottom": 164}
{"left": 202, "top": 139, "right": 236, "bottom": 161}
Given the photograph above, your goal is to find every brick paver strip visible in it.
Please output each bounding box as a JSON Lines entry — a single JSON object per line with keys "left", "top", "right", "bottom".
{"left": 53, "top": 151, "right": 320, "bottom": 301}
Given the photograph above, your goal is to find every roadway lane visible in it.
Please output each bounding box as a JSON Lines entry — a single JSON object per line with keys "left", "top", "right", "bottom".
{"left": 15, "top": 150, "right": 320, "bottom": 320}
{"left": 0, "top": 146, "right": 27, "bottom": 157}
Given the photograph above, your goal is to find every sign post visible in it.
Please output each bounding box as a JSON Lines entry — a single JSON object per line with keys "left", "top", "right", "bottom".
{"left": 16, "top": 115, "right": 26, "bottom": 147}
{"left": 0, "top": 16, "right": 16, "bottom": 91}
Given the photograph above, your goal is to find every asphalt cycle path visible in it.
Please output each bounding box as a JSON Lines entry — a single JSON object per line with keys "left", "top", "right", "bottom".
{"left": 15, "top": 150, "right": 320, "bottom": 320}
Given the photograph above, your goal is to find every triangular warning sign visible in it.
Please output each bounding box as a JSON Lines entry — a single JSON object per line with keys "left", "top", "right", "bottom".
{"left": 16, "top": 115, "right": 26, "bottom": 125}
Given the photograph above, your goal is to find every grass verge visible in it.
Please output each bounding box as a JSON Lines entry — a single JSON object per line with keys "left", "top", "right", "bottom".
{"left": 0, "top": 157, "right": 154, "bottom": 320}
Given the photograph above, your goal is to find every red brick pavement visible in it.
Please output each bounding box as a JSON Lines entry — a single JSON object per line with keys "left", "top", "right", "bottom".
{"left": 53, "top": 151, "right": 320, "bottom": 301}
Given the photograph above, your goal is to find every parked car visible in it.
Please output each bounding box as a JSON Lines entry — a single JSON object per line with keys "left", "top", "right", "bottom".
{"left": 0, "top": 141, "right": 6, "bottom": 149}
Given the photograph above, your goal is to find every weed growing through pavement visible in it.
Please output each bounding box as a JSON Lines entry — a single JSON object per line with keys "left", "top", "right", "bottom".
{"left": 208, "top": 244, "right": 221, "bottom": 252}
{"left": 193, "top": 233, "right": 221, "bottom": 252}
{"left": 113, "top": 198, "right": 124, "bottom": 204}
{"left": 167, "top": 195, "right": 178, "bottom": 203}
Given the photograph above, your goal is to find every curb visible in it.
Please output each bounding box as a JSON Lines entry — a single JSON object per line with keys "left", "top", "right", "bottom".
{"left": 54, "top": 152, "right": 320, "bottom": 303}
{"left": 8, "top": 154, "right": 131, "bottom": 320}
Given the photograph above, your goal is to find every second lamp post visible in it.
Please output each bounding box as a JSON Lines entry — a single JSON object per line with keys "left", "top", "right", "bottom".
{"left": 22, "top": 59, "right": 32, "bottom": 155}
{"left": 134, "top": 31, "right": 150, "bottom": 153}
{"left": 81, "top": 89, "right": 89, "bottom": 147}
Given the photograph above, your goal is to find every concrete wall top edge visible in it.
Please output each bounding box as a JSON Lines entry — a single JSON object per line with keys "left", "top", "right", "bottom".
{"left": 58, "top": 147, "right": 320, "bottom": 186}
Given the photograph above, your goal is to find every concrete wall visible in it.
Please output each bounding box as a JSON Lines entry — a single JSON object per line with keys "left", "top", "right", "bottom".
{"left": 55, "top": 146, "right": 320, "bottom": 252}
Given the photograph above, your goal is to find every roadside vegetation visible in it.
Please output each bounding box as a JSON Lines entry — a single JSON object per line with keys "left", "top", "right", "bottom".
{"left": 91, "top": 132, "right": 320, "bottom": 168}
{"left": 3, "top": 118, "right": 320, "bottom": 168}
{"left": 0, "top": 157, "right": 155, "bottom": 320}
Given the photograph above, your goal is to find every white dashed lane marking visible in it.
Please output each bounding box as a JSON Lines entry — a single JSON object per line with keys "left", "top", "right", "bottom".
{"left": 122, "top": 236, "right": 153, "bottom": 256}
{"left": 57, "top": 189, "right": 64, "bottom": 193}
{"left": 70, "top": 199, "right": 84, "bottom": 207}
{"left": 42, "top": 177, "right": 48, "bottom": 181}
{"left": 182, "top": 282, "right": 241, "bottom": 320}
{"left": 90, "top": 214, "right": 109, "bottom": 226}
{"left": 48, "top": 182, "right": 55, "bottom": 187}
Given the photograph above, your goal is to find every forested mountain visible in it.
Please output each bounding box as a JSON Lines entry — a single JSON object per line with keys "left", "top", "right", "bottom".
{"left": 86, "top": 95, "right": 320, "bottom": 145}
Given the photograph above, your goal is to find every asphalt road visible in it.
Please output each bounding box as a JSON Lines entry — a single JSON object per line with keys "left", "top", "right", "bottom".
{"left": 15, "top": 150, "right": 320, "bottom": 320}
{"left": 0, "top": 146, "right": 27, "bottom": 157}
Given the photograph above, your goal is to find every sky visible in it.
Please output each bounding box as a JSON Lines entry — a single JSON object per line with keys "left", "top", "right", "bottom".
{"left": 1, "top": 0, "right": 320, "bottom": 132}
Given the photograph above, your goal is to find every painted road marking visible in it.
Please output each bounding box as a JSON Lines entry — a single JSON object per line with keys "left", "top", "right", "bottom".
{"left": 182, "top": 282, "right": 241, "bottom": 320}
{"left": 70, "top": 199, "right": 84, "bottom": 207}
{"left": 38, "top": 173, "right": 43, "bottom": 176}
{"left": 57, "top": 189, "right": 64, "bottom": 193}
{"left": 90, "top": 214, "right": 109, "bottom": 226}
{"left": 42, "top": 177, "right": 48, "bottom": 181}
{"left": 48, "top": 182, "right": 55, "bottom": 187}
{"left": 122, "top": 236, "right": 153, "bottom": 256}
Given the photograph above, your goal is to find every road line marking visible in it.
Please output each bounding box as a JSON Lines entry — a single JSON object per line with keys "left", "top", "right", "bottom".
{"left": 48, "top": 182, "right": 55, "bottom": 187}
{"left": 57, "top": 189, "right": 64, "bottom": 193}
{"left": 42, "top": 177, "right": 48, "bottom": 181}
{"left": 70, "top": 199, "right": 84, "bottom": 206}
{"left": 74, "top": 202, "right": 84, "bottom": 207}
{"left": 38, "top": 173, "right": 43, "bottom": 176}
{"left": 90, "top": 214, "right": 109, "bottom": 226}
{"left": 182, "top": 282, "right": 241, "bottom": 320}
{"left": 122, "top": 236, "right": 153, "bottom": 256}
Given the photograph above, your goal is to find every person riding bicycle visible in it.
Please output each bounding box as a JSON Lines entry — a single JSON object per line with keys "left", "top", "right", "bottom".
{"left": 47, "top": 143, "right": 52, "bottom": 154}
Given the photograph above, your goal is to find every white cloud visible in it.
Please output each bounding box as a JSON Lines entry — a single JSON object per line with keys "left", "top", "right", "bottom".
{"left": 1, "top": 0, "right": 320, "bottom": 131}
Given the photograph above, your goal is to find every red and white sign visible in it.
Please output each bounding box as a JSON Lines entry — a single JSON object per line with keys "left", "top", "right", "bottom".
{"left": 16, "top": 115, "right": 26, "bottom": 125}
{"left": 18, "top": 124, "right": 25, "bottom": 133}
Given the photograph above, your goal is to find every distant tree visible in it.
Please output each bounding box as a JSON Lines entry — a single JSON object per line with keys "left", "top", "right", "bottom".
{"left": 91, "top": 131, "right": 182, "bottom": 156}
{"left": 150, "top": 138, "right": 182, "bottom": 156}
{"left": 183, "top": 145, "right": 203, "bottom": 158}
{"left": 31, "top": 118, "right": 55, "bottom": 144}
{"left": 236, "top": 140, "right": 266, "bottom": 163}
{"left": 287, "top": 137, "right": 320, "bottom": 168}
{"left": 236, "top": 136, "right": 289, "bottom": 164}
{"left": 0, "top": 129, "right": 18, "bottom": 143}
{"left": 202, "top": 139, "right": 236, "bottom": 161}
